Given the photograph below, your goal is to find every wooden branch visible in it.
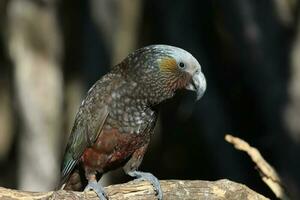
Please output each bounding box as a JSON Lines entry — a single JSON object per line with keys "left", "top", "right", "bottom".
{"left": 225, "top": 134, "right": 290, "bottom": 200}
{"left": 0, "top": 179, "right": 268, "bottom": 200}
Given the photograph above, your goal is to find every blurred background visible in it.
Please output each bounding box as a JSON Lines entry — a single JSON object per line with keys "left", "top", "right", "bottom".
{"left": 0, "top": 0, "right": 299, "bottom": 199}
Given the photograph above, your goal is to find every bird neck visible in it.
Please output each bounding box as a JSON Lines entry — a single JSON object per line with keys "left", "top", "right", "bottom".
{"left": 134, "top": 82, "right": 175, "bottom": 106}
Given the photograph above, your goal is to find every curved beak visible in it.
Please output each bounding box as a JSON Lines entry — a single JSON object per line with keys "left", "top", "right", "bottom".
{"left": 185, "top": 70, "right": 206, "bottom": 100}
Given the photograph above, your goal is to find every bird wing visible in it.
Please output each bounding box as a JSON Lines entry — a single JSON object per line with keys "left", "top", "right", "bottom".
{"left": 60, "top": 105, "right": 109, "bottom": 185}
{"left": 60, "top": 75, "right": 117, "bottom": 185}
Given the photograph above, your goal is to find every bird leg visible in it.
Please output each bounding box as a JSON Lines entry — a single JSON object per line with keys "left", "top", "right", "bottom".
{"left": 123, "top": 144, "right": 163, "bottom": 200}
{"left": 84, "top": 173, "right": 108, "bottom": 200}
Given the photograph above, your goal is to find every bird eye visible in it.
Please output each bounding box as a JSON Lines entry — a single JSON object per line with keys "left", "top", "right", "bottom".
{"left": 179, "top": 62, "right": 185, "bottom": 69}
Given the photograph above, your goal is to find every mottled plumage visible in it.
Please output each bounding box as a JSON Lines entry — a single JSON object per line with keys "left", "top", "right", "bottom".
{"left": 60, "top": 45, "right": 206, "bottom": 199}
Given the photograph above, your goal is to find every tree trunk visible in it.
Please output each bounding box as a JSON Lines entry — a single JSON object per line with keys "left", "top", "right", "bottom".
{"left": 6, "top": 0, "right": 63, "bottom": 191}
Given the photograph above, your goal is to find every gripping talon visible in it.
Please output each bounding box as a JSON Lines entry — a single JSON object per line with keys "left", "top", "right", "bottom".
{"left": 128, "top": 171, "right": 163, "bottom": 200}
{"left": 84, "top": 180, "right": 108, "bottom": 200}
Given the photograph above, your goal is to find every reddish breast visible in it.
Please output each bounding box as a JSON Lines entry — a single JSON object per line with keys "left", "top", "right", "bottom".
{"left": 81, "top": 128, "right": 146, "bottom": 172}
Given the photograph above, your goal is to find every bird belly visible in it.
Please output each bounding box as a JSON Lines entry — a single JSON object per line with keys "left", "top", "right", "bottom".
{"left": 81, "top": 128, "right": 146, "bottom": 173}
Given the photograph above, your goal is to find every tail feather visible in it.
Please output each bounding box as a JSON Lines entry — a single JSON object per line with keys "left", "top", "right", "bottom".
{"left": 58, "top": 151, "right": 78, "bottom": 189}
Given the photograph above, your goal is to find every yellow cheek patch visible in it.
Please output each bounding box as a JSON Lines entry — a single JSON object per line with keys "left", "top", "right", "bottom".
{"left": 159, "top": 57, "right": 178, "bottom": 72}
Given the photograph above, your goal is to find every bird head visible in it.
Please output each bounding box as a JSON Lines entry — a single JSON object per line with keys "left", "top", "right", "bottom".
{"left": 123, "top": 44, "right": 206, "bottom": 104}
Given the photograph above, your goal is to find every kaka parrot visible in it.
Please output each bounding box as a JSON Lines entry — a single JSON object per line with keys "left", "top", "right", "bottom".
{"left": 59, "top": 45, "right": 206, "bottom": 199}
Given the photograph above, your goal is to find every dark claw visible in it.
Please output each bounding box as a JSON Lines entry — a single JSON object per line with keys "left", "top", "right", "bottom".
{"left": 84, "top": 180, "right": 108, "bottom": 200}
{"left": 128, "top": 171, "right": 163, "bottom": 200}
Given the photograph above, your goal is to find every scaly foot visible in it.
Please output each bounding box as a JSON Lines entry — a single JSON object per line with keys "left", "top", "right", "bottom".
{"left": 128, "top": 171, "right": 163, "bottom": 200}
{"left": 84, "top": 180, "right": 108, "bottom": 200}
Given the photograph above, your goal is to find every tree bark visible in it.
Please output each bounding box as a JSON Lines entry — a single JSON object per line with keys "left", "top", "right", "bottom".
{"left": 0, "top": 179, "right": 268, "bottom": 200}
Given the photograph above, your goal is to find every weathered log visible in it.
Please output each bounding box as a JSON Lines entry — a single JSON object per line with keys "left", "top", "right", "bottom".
{"left": 0, "top": 179, "right": 268, "bottom": 200}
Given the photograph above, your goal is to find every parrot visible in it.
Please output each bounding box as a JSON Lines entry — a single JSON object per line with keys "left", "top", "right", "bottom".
{"left": 59, "top": 44, "right": 206, "bottom": 200}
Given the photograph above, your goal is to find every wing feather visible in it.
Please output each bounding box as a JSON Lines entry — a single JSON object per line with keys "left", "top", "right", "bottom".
{"left": 59, "top": 76, "right": 115, "bottom": 186}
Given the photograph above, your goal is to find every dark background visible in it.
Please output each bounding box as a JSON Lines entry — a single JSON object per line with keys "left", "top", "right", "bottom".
{"left": 0, "top": 0, "right": 299, "bottom": 199}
